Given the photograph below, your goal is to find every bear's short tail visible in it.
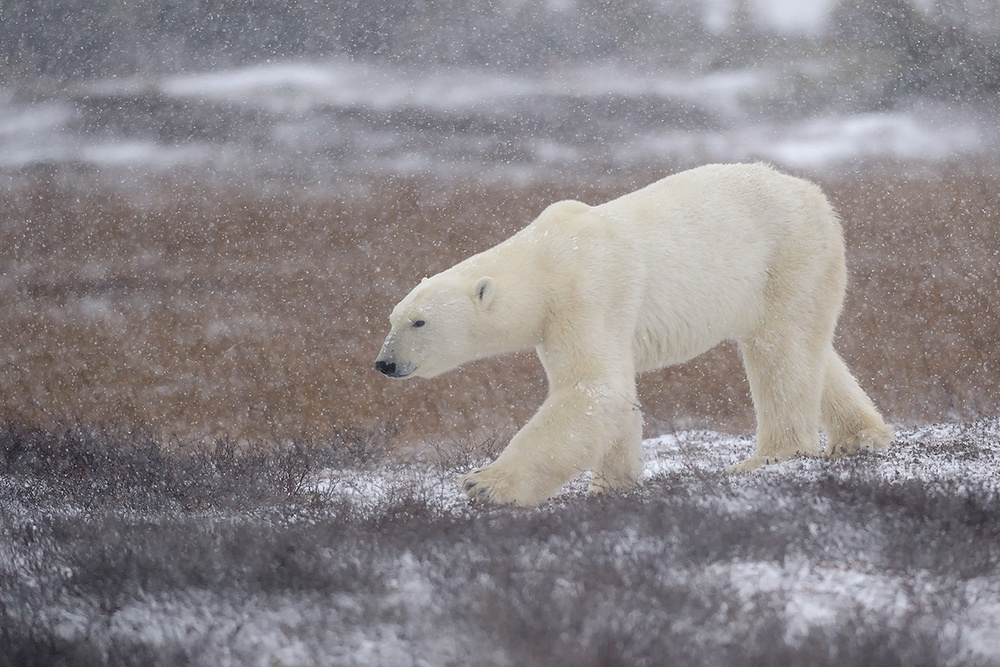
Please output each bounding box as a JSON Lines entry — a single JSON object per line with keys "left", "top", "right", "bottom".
{"left": 820, "top": 349, "right": 893, "bottom": 457}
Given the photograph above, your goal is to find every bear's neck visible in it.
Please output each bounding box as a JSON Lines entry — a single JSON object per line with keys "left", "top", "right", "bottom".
{"left": 458, "top": 230, "right": 554, "bottom": 358}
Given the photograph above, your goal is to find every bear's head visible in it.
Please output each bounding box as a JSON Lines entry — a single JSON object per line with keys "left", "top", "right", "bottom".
{"left": 375, "top": 273, "right": 497, "bottom": 379}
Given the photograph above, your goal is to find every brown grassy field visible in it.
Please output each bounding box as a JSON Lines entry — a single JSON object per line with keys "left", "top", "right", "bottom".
{"left": 1, "top": 161, "right": 997, "bottom": 447}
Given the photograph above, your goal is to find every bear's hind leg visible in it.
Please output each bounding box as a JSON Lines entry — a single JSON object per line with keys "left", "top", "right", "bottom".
{"left": 588, "top": 403, "right": 643, "bottom": 496}
{"left": 728, "top": 332, "right": 825, "bottom": 474}
{"left": 820, "top": 349, "right": 892, "bottom": 457}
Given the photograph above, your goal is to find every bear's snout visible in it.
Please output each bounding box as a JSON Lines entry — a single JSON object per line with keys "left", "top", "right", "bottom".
{"left": 376, "top": 356, "right": 415, "bottom": 378}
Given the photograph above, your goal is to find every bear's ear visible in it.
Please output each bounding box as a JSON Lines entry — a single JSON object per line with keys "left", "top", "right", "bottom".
{"left": 472, "top": 276, "right": 496, "bottom": 308}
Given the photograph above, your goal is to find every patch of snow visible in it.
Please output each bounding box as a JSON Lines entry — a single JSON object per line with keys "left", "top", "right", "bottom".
{"left": 80, "top": 142, "right": 214, "bottom": 167}
{"left": 311, "top": 421, "right": 1000, "bottom": 518}
{"left": 9, "top": 421, "right": 999, "bottom": 664}
{"left": 620, "top": 111, "right": 983, "bottom": 172}
{"left": 758, "top": 113, "right": 981, "bottom": 168}
{"left": 0, "top": 103, "right": 70, "bottom": 137}
{"left": 751, "top": 0, "right": 837, "bottom": 35}
{"left": 963, "top": 586, "right": 1000, "bottom": 660}
{"left": 311, "top": 465, "right": 469, "bottom": 515}
{"left": 3, "top": 60, "right": 990, "bottom": 177}
{"left": 705, "top": 0, "right": 836, "bottom": 35}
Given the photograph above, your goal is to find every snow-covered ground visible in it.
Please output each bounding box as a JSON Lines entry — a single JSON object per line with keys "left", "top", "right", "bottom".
{"left": 300, "top": 423, "right": 1000, "bottom": 664}
{"left": 4, "top": 420, "right": 1000, "bottom": 665}
{"left": 314, "top": 421, "right": 1000, "bottom": 516}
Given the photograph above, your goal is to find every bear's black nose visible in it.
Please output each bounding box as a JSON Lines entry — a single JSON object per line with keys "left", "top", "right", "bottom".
{"left": 375, "top": 360, "right": 397, "bottom": 376}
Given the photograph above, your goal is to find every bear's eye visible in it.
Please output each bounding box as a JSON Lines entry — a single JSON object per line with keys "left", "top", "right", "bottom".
{"left": 412, "top": 319, "right": 426, "bottom": 328}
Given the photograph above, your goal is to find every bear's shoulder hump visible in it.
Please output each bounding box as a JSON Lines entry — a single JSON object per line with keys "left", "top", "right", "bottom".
{"left": 541, "top": 199, "right": 591, "bottom": 219}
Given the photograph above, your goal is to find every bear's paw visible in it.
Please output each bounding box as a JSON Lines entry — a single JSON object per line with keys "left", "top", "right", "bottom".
{"left": 460, "top": 464, "right": 542, "bottom": 507}
{"left": 824, "top": 426, "right": 893, "bottom": 458}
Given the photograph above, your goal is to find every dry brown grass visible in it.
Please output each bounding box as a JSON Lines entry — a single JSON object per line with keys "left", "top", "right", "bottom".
{"left": 829, "top": 161, "right": 1000, "bottom": 425}
{"left": 1, "top": 162, "right": 997, "bottom": 447}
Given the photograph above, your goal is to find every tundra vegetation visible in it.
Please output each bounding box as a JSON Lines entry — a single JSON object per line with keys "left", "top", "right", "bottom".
{"left": 1, "top": 162, "right": 999, "bottom": 664}
{"left": 2, "top": 0, "right": 999, "bottom": 662}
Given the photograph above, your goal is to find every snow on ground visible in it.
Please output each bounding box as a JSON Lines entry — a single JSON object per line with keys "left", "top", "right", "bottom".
{"left": 298, "top": 422, "right": 1000, "bottom": 664}
{"left": 154, "top": 61, "right": 767, "bottom": 118}
{"left": 313, "top": 421, "right": 1000, "bottom": 515}
{"left": 1, "top": 61, "right": 995, "bottom": 180}
{"left": 5, "top": 421, "right": 999, "bottom": 664}
{"left": 618, "top": 108, "right": 985, "bottom": 171}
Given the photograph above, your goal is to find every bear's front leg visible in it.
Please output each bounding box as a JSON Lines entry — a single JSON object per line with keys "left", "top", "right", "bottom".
{"left": 461, "top": 383, "right": 636, "bottom": 507}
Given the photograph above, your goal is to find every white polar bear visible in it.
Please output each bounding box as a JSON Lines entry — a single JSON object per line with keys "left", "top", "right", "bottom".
{"left": 376, "top": 163, "right": 892, "bottom": 507}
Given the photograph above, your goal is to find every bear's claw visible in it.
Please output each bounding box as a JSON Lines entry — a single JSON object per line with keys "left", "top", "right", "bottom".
{"left": 464, "top": 481, "right": 491, "bottom": 502}
{"left": 461, "top": 469, "right": 488, "bottom": 497}
{"left": 460, "top": 469, "right": 493, "bottom": 503}
{"left": 459, "top": 465, "right": 532, "bottom": 506}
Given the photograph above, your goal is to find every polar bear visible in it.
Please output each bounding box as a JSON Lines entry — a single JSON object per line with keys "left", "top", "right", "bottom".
{"left": 375, "top": 163, "right": 891, "bottom": 507}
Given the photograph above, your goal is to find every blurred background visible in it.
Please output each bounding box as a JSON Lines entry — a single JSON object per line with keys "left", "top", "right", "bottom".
{"left": 1, "top": 0, "right": 998, "bottom": 447}
{"left": 3, "top": 0, "right": 1000, "bottom": 181}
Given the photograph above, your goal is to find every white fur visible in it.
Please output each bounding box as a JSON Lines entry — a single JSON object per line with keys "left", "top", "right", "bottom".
{"left": 376, "top": 163, "right": 892, "bottom": 507}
